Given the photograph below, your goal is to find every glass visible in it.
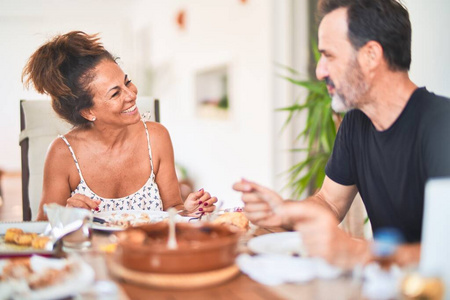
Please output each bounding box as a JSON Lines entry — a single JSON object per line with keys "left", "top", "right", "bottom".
{"left": 62, "top": 216, "right": 93, "bottom": 251}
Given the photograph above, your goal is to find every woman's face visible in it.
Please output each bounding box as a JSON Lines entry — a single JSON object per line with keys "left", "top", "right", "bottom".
{"left": 87, "top": 59, "right": 140, "bottom": 127}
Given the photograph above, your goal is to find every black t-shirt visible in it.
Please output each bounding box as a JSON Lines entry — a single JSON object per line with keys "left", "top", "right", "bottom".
{"left": 325, "top": 87, "right": 450, "bottom": 243}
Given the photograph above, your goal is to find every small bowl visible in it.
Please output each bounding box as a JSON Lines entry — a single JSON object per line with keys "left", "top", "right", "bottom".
{"left": 114, "top": 222, "right": 241, "bottom": 274}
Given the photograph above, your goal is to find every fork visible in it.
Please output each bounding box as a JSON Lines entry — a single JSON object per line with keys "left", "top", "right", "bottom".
{"left": 167, "top": 208, "right": 178, "bottom": 249}
{"left": 204, "top": 200, "right": 223, "bottom": 222}
{"left": 188, "top": 212, "right": 204, "bottom": 222}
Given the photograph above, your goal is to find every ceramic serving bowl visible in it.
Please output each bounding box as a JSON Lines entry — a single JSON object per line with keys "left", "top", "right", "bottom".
{"left": 114, "top": 222, "right": 241, "bottom": 274}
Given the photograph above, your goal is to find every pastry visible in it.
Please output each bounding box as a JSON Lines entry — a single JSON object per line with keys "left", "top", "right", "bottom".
{"left": 13, "top": 233, "right": 37, "bottom": 246}
{"left": 4, "top": 228, "right": 24, "bottom": 243}
{"left": 31, "top": 236, "right": 51, "bottom": 249}
{"left": 212, "top": 212, "right": 249, "bottom": 230}
{"left": 3, "top": 228, "right": 49, "bottom": 249}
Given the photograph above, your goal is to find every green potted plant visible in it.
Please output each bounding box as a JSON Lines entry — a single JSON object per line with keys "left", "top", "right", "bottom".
{"left": 278, "top": 41, "right": 343, "bottom": 198}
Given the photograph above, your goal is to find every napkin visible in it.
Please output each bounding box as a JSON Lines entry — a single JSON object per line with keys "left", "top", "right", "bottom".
{"left": 361, "top": 263, "right": 403, "bottom": 300}
{"left": 44, "top": 203, "right": 93, "bottom": 248}
{"left": 45, "top": 203, "right": 92, "bottom": 228}
{"left": 236, "top": 254, "right": 342, "bottom": 286}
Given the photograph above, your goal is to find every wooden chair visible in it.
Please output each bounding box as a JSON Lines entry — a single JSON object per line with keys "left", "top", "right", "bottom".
{"left": 19, "top": 98, "right": 160, "bottom": 221}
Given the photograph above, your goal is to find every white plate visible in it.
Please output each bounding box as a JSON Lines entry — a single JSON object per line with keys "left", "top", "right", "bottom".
{"left": 92, "top": 210, "right": 189, "bottom": 231}
{"left": 247, "top": 232, "right": 304, "bottom": 256}
{"left": 0, "top": 221, "right": 49, "bottom": 235}
{"left": 0, "top": 221, "right": 53, "bottom": 256}
{"left": 0, "top": 255, "right": 95, "bottom": 300}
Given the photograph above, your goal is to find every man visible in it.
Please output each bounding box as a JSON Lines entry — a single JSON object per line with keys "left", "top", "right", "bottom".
{"left": 233, "top": 0, "right": 450, "bottom": 268}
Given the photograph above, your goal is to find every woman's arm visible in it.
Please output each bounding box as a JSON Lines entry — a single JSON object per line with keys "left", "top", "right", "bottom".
{"left": 36, "top": 138, "right": 75, "bottom": 220}
{"left": 36, "top": 138, "right": 100, "bottom": 220}
{"left": 148, "top": 122, "right": 185, "bottom": 210}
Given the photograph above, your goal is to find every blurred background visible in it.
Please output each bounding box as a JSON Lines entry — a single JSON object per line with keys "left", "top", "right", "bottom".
{"left": 0, "top": 0, "right": 449, "bottom": 220}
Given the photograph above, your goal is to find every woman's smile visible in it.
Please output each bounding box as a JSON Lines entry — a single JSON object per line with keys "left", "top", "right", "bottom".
{"left": 122, "top": 104, "right": 137, "bottom": 114}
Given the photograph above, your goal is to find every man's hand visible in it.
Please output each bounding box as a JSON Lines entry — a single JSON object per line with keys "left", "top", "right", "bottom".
{"left": 279, "top": 201, "right": 371, "bottom": 269}
{"left": 394, "top": 244, "right": 421, "bottom": 267}
{"left": 232, "top": 179, "right": 284, "bottom": 227}
{"left": 233, "top": 178, "right": 371, "bottom": 268}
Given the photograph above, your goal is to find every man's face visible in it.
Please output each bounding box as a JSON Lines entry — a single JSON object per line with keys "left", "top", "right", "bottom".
{"left": 316, "top": 8, "right": 369, "bottom": 113}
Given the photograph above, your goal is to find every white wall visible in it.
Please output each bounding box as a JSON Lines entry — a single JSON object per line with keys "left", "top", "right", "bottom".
{"left": 129, "top": 0, "right": 300, "bottom": 207}
{"left": 405, "top": 0, "right": 450, "bottom": 97}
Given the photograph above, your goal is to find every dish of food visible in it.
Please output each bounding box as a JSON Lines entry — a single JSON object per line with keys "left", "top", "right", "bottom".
{"left": 4, "top": 228, "right": 50, "bottom": 249}
{"left": 114, "top": 222, "right": 241, "bottom": 274}
{"left": 92, "top": 210, "right": 189, "bottom": 231}
{"left": 0, "top": 222, "right": 53, "bottom": 257}
{"left": 0, "top": 255, "right": 94, "bottom": 300}
{"left": 212, "top": 212, "right": 250, "bottom": 231}
{"left": 247, "top": 232, "right": 305, "bottom": 256}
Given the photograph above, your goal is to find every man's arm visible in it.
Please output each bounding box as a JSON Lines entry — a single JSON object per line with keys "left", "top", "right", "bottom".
{"left": 302, "top": 175, "right": 359, "bottom": 222}
{"left": 232, "top": 176, "right": 357, "bottom": 228}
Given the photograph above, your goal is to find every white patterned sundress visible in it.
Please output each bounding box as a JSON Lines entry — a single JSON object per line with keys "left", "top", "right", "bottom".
{"left": 59, "top": 120, "right": 163, "bottom": 213}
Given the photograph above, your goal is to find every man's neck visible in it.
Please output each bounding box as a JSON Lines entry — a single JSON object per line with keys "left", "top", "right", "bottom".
{"left": 358, "top": 72, "right": 417, "bottom": 131}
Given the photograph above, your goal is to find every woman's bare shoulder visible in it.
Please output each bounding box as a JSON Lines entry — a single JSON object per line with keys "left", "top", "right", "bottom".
{"left": 144, "top": 121, "right": 171, "bottom": 139}
{"left": 46, "top": 136, "right": 73, "bottom": 162}
{"left": 47, "top": 127, "right": 85, "bottom": 158}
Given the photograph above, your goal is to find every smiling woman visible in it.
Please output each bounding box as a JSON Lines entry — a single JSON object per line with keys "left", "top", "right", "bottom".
{"left": 21, "top": 31, "right": 217, "bottom": 221}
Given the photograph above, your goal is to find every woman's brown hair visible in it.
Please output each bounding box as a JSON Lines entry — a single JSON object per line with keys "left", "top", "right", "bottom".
{"left": 22, "top": 31, "right": 115, "bottom": 127}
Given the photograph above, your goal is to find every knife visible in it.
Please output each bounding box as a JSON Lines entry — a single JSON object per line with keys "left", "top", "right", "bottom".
{"left": 93, "top": 217, "right": 107, "bottom": 224}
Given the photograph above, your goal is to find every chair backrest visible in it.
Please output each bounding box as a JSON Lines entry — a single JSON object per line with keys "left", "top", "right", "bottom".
{"left": 19, "top": 97, "right": 160, "bottom": 221}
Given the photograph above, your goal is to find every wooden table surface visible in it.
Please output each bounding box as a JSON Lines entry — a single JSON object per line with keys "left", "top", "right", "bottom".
{"left": 82, "top": 226, "right": 363, "bottom": 300}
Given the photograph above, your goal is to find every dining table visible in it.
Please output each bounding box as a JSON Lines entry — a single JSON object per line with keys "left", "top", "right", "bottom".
{"left": 76, "top": 225, "right": 364, "bottom": 300}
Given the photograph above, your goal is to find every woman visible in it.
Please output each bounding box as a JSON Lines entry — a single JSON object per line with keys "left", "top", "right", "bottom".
{"left": 22, "top": 31, "right": 217, "bottom": 220}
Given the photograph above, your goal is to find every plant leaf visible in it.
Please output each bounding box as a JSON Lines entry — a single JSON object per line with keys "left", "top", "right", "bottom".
{"left": 276, "top": 40, "right": 345, "bottom": 198}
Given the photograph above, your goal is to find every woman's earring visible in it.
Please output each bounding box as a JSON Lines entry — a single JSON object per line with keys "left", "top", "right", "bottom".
{"left": 92, "top": 117, "right": 96, "bottom": 122}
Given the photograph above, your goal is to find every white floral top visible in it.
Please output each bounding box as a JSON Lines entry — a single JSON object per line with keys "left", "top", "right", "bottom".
{"left": 60, "top": 121, "right": 163, "bottom": 212}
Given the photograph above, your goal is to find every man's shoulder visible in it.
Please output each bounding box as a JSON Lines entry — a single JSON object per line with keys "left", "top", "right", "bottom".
{"left": 412, "top": 88, "right": 450, "bottom": 137}
{"left": 414, "top": 87, "right": 450, "bottom": 108}
{"left": 413, "top": 88, "right": 450, "bottom": 122}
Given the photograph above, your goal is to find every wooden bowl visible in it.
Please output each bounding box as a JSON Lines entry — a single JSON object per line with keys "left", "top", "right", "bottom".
{"left": 114, "top": 222, "right": 241, "bottom": 274}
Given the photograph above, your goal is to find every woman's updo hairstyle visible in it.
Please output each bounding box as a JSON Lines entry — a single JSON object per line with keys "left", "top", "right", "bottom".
{"left": 22, "top": 31, "right": 115, "bottom": 127}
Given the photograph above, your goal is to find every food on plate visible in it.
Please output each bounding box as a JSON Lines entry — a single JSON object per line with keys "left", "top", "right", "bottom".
{"left": 31, "top": 236, "right": 51, "bottom": 249}
{"left": 14, "top": 233, "right": 38, "bottom": 246}
{"left": 102, "top": 211, "right": 162, "bottom": 228}
{"left": 4, "top": 228, "right": 24, "bottom": 243}
{"left": 99, "top": 243, "right": 117, "bottom": 253}
{"left": 0, "top": 256, "right": 75, "bottom": 290}
{"left": 3, "top": 228, "right": 48, "bottom": 249}
{"left": 212, "top": 212, "right": 249, "bottom": 231}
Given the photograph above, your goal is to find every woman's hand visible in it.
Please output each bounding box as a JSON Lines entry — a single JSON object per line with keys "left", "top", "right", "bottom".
{"left": 184, "top": 188, "right": 218, "bottom": 215}
{"left": 66, "top": 194, "right": 101, "bottom": 211}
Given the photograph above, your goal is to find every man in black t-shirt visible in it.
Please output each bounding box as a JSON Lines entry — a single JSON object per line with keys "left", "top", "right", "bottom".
{"left": 233, "top": 0, "right": 450, "bottom": 268}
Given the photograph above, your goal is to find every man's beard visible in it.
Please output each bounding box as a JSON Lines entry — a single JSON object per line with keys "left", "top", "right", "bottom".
{"left": 328, "top": 56, "right": 369, "bottom": 113}
{"left": 331, "top": 93, "right": 351, "bottom": 113}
